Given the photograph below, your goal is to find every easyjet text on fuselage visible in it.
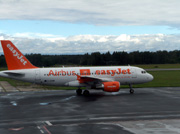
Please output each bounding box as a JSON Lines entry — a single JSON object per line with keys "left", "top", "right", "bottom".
{"left": 48, "top": 68, "right": 131, "bottom": 76}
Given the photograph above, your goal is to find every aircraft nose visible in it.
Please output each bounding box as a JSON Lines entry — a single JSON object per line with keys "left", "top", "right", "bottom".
{"left": 148, "top": 74, "right": 154, "bottom": 81}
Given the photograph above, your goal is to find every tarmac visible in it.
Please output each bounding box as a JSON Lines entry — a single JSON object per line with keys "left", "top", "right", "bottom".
{"left": 0, "top": 84, "right": 180, "bottom": 134}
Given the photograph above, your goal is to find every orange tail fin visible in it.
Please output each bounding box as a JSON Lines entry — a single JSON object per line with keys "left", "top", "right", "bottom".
{"left": 1, "top": 40, "right": 38, "bottom": 70}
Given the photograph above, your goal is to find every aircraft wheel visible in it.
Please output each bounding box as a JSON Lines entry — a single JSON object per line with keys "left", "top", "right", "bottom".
{"left": 83, "top": 90, "right": 90, "bottom": 96}
{"left": 76, "top": 88, "right": 82, "bottom": 96}
{"left": 130, "top": 89, "right": 134, "bottom": 94}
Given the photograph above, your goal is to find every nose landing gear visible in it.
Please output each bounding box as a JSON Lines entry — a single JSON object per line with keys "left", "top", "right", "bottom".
{"left": 129, "top": 84, "right": 134, "bottom": 94}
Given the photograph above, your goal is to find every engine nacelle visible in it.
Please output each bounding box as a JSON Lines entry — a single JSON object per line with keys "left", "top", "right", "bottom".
{"left": 65, "top": 80, "right": 86, "bottom": 87}
{"left": 103, "top": 81, "right": 120, "bottom": 92}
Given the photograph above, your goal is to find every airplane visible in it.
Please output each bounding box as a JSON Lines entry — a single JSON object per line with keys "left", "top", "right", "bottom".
{"left": 0, "top": 40, "right": 153, "bottom": 95}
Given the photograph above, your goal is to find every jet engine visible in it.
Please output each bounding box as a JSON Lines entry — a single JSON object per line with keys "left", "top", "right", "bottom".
{"left": 102, "top": 81, "right": 120, "bottom": 92}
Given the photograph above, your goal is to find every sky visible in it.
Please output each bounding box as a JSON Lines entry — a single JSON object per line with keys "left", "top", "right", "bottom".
{"left": 0, "top": 0, "right": 180, "bottom": 54}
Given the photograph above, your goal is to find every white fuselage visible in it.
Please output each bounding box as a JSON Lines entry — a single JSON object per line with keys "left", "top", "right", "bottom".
{"left": 0, "top": 66, "right": 153, "bottom": 87}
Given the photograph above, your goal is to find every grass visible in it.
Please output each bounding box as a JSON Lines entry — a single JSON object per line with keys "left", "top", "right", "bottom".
{"left": 133, "top": 70, "right": 180, "bottom": 88}
{"left": 135, "top": 64, "right": 180, "bottom": 69}
{"left": 0, "top": 77, "right": 32, "bottom": 87}
{"left": 0, "top": 64, "right": 180, "bottom": 89}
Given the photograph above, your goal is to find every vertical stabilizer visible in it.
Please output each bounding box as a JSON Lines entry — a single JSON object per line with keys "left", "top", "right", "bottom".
{"left": 1, "top": 40, "right": 38, "bottom": 70}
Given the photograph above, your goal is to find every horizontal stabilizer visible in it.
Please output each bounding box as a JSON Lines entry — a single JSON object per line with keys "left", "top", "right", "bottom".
{"left": 4, "top": 72, "right": 25, "bottom": 77}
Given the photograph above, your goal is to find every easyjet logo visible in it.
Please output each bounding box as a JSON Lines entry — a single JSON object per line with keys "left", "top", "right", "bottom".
{"left": 95, "top": 68, "right": 131, "bottom": 76}
{"left": 7, "top": 44, "right": 27, "bottom": 65}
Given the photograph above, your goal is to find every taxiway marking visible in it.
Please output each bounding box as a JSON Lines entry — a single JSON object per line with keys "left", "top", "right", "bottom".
{"left": 43, "top": 126, "right": 52, "bottom": 134}
{"left": 45, "top": 121, "right": 53, "bottom": 126}
{"left": 37, "top": 126, "right": 44, "bottom": 134}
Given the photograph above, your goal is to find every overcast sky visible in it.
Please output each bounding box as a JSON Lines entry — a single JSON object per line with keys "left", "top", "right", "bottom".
{"left": 0, "top": 0, "right": 180, "bottom": 54}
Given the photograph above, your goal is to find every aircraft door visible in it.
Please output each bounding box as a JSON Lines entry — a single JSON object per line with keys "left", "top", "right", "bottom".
{"left": 131, "top": 68, "right": 137, "bottom": 78}
{"left": 35, "top": 70, "right": 41, "bottom": 83}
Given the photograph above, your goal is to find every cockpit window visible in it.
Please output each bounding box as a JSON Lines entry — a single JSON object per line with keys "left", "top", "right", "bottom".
{"left": 141, "top": 71, "right": 146, "bottom": 74}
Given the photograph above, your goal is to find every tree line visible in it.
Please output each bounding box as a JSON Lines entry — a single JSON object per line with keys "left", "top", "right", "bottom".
{"left": 0, "top": 50, "right": 180, "bottom": 67}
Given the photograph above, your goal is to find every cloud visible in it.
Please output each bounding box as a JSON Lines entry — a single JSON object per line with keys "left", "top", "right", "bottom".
{"left": 0, "top": 33, "right": 180, "bottom": 54}
{"left": 1, "top": 0, "right": 180, "bottom": 27}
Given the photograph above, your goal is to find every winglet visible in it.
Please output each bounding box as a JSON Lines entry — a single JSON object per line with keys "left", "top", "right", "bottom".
{"left": 1, "top": 40, "right": 38, "bottom": 70}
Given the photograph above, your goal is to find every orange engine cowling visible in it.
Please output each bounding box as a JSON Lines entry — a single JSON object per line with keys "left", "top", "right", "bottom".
{"left": 103, "top": 81, "right": 120, "bottom": 92}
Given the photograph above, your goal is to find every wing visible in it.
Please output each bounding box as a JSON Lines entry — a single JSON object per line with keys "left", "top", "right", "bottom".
{"left": 65, "top": 75, "right": 115, "bottom": 87}
{"left": 77, "top": 75, "right": 114, "bottom": 84}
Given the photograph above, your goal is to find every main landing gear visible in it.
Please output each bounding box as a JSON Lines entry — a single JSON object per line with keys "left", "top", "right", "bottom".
{"left": 76, "top": 88, "right": 90, "bottom": 96}
{"left": 129, "top": 84, "right": 134, "bottom": 94}
{"left": 76, "top": 88, "right": 82, "bottom": 96}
